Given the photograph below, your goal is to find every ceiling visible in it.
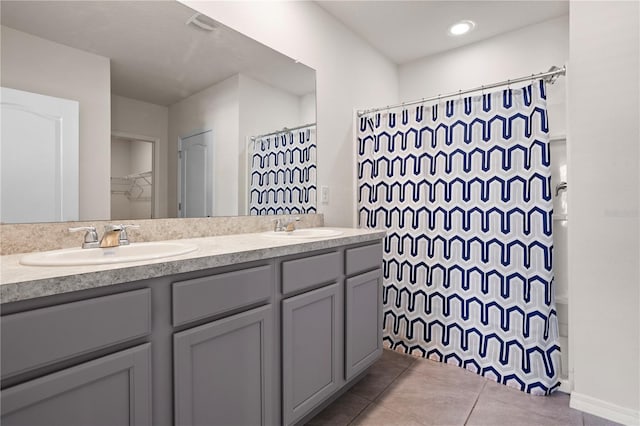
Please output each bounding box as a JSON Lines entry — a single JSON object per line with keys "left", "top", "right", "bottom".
{"left": 1, "top": 1, "right": 569, "bottom": 105}
{"left": 1, "top": 1, "right": 316, "bottom": 106}
{"left": 315, "top": 1, "right": 569, "bottom": 65}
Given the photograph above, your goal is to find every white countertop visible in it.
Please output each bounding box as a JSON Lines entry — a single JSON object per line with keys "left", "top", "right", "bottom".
{"left": 0, "top": 228, "right": 386, "bottom": 304}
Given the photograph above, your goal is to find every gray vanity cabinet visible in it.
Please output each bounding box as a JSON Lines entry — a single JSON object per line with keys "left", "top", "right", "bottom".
{"left": 173, "top": 305, "right": 273, "bottom": 426}
{"left": 282, "top": 283, "right": 342, "bottom": 426}
{"left": 1, "top": 236, "right": 385, "bottom": 426}
{"left": 345, "top": 269, "right": 383, "bottom": 380}
{"left": 344, "top": 243, "right": 383, "bottom": 381}
{"left": 1, "top": 343, "right": 151, "bottom": 426}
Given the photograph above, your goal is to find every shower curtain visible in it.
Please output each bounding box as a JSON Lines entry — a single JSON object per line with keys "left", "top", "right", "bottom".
{"left": 249, "top": 127, "right": 317, "bottom": 215}
{"left": 357, "top": 80, "right": 560, "bottom": 395}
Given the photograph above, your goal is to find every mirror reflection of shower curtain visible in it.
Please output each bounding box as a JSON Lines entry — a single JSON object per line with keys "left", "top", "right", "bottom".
{"left": 357, "top": 80, "right": 561, "bottom": 395}
{"left": 249, "top": 127, "right": 317, "bottom": 215}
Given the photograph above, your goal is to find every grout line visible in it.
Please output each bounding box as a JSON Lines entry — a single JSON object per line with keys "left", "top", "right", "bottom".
{"left": 369, "top": 360, "right": 412, "bottom": 403}
{"left": 463, "top": 381, "right": 487, "bottom": 425}
{"left": 366, "top": 365, "right": 431, "bottom": 426}
{"left": 345, "top": 401, "right": 372, "bottom": 426}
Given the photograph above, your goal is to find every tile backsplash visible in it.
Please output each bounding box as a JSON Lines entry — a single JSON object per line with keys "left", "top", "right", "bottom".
{"left": 0, "top": 214, "right": 324, "bottom": 255}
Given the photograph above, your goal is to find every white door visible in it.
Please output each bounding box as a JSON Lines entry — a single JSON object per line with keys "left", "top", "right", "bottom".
{"left": 1, "top": 87, "right": 79, "bottom": 223}
{"left": 178, "top": 130, "right": 213, "bottom": 218}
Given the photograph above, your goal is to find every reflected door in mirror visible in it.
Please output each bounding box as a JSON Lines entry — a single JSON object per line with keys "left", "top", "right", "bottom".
{"left": 179, "top": 130, "right": 213, "bottom": 218}
{"left": 1, "top": 87, "right": 79, "bottom": 223}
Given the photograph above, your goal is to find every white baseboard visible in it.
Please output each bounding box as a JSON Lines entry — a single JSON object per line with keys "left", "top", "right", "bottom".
{"left": 558, "top": 377, "right": 572, "bottom": 394}
{"left": 570, "top": 391, "right": 640, "bottom": 425}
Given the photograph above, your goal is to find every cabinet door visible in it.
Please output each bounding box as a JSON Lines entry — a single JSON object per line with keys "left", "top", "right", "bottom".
{"left": 1, "top": 343, "right": 151, "bottom": 426}
{"left": 174, "top": 304, "right": 273, "bottom": 426}
{"left": 282, "top": 283, "right": 341, "bottom": 426}
{"left": 345, "top": 269, "right": 383, "bottom": 380}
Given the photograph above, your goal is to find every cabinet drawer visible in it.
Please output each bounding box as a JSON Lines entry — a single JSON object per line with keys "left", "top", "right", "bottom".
{"left": 1, "top": 289, "right": 151, "bottom": 379}
{"left": 281, "top": 252, "right": 340, "bottom": 296}
{"left": 172, "top": 265, "right": 272, "bottom": 327}
{"left": 345, "top": 243, "right": 382, "bottom": 276}
{"left": 1, "top": 343, "right": 151, "bottom": 426}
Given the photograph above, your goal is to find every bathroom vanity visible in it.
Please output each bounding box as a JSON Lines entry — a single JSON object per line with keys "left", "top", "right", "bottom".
{"left": 0, "top": 228, "right": 385, "bottom": 426}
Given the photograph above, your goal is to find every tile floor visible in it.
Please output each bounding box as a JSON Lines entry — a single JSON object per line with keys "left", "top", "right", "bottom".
{"left": 306, "top": 349, "right": 620, "bottom": 426}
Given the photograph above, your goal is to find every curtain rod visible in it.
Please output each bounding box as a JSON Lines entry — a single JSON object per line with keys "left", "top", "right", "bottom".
{"left": 250, "top": 122, "right": 316, "bottom": 141}
{"left": 356, "top": 65, "right": 566, "bottom": 117}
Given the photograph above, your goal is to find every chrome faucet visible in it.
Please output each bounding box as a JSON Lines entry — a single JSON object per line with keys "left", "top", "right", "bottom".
{"left": 274, "top": 217, "right": 300, "bottom": 232}
{"left": 69, "top": 224, "right": 140, "bottom": 249}
{"left": 100, "top": 224, "right": 140, "bottom": 248}
{"left": 100, "top": 225, "right": 123, "bottom": 248}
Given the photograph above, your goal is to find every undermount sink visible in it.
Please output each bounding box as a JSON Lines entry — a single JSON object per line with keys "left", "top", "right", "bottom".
{"left": 262, "top": 229, "right": 343, "bottom": 239}
{"left": 20, "top": 242, "right": 198, "bottom": 267}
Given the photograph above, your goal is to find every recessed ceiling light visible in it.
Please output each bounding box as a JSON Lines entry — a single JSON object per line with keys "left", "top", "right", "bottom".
{"left": 449, "top": 20, "right": 475, "bottom": 36}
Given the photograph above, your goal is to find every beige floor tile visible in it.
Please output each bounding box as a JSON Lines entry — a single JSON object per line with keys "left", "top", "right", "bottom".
{"left": 349, "top": 356, "right": 408, "bottom": 401}
{"left": 482, "top": 381, "right": 580, "bottom": 417}
{"left": 306, "top": 353, "right": 622, "bottom": 426}
{"left": 408, "top": 358, "right": 487, "bottom": 393}
{"left": 473, "top": 381, "right": 583, "bottom": 425}
{"left": 350, "top": 402, "right": 425, "bottom": 426}
{"left": 380, "top": 348, "right": 418, "bottom": 369}
{"left": 583, "top": 412, "right": 623, "bottom": 426}
{"left": 304, "top": 391, "right": 370, "bottom": 426}
{"left": 374, "top": 368, "right": 483, "bottom": 425}
{"left": 467, "top": 396, "right": 582, "bottom": 426}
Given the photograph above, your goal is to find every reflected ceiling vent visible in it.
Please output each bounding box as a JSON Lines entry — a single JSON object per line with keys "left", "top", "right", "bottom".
{"left": 186, "top": 13, "right": 217, "bottom": 32}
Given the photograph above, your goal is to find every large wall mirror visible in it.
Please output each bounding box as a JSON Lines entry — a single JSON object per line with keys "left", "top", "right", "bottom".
{"left": 0, "top": 0, "right": 317, "bottom": 223}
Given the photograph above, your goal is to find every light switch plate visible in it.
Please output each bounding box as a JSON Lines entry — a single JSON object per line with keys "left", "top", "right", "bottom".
{"left": 321, "top": 186, "right": 329, "bottom": 204}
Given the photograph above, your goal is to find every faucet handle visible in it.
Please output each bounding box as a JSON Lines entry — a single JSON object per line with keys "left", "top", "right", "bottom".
{"left": 118, "top": 224, "right": 140, "bottom": 246}
{"left": 69, "top": 226, "right": 99, "bottom": 249}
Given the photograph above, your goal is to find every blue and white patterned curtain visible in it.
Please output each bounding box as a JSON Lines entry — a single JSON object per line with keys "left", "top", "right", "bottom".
{"left": 249, "top": 127, "right": 317, "bottom": 215}
{"left": 357, "top": 81, "right": 560, "bottom": 395}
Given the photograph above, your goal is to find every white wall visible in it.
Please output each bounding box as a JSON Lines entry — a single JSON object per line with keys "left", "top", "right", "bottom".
{"left": 399, "top": 16, "right": 568, "bottom": 135}
{"left": 168, "top": 75, "right": 240, "bottom": 217}
{"left": 131, "top": 141, "right": 153, "bottom": 175}
{"left": 168, "top": 73, "right": 306, "bottom": 217}
{"left": 1, "top": 26, "right": 111, "bottom": 220}
{"left": 111, "top": 95, "right": 169, "bottom": 217}
{"left": 238, "top": 74, "right": 303, "bottom": 138}
{"left": 182, "top": 0, "right": 399, "bottom": 226}
{"left": 300, "top": 92, "right": 317, "bottom": 124}
{"left": 568, "top": 2, "right": 640, "bottom": 424}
